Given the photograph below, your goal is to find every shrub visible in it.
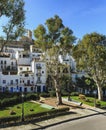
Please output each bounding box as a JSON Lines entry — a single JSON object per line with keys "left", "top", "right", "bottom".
{"left": 71, "top": 92, "right": 79, "bottom": 96}
{"left": 79, "top": 94, "right": 86, "bottom": 100}
{"left": 30, "top": 109, "right": 34, "bottom": 111}
{"left": 61, "top": 90, "right": 69, "bottom": 96}
{"left": 96, "top": 100, "right": 101, "bottom": 107}
{"left": 17, "top": 106, "right": 21, "bottom": 109}
{"left": 9, "top": 110, "right": 16, "bottom": 115}
{"left": 85, "top": 98, "right": 92, "bottom": 102}
{"left": 0, "top": 116, "right": 21, "bottom": 124}
{"left": 40, "top": 92, "right": 50, "bottom": 97}
{"left": 49, "top": 91, "right": 56, "bottom": 97}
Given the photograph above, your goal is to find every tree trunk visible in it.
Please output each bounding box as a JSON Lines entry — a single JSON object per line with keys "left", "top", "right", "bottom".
{"left": 97, "top": 84, "right": 103, "bottom": 101}
{"left": 54, "top": 79, "right": 62, "bottom": 105}
{"left": 93, "top": 76, "right": 103, "bottom": 101}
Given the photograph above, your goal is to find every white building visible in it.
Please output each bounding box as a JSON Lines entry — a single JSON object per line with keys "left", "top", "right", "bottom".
{"left": 0, "top": 41, "right": 78, "bottom": 93}
{"left": 0, "top": 44, "right": 46, "bottom": 93}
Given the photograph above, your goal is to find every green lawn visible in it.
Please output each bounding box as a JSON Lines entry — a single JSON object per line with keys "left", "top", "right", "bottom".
{"left": 0, "top": 101, "right": 49, "bottom": 118}
{"left": 65, "top": 96, "right": 106, "bottom": 108}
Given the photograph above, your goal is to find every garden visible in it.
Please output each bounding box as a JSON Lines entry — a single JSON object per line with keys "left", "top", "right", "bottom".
{"left": 68, "top": 92, "right": 106, "bottom": 109}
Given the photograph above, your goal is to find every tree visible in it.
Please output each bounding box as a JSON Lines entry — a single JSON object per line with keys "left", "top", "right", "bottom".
{"left": 73, "top": 32, "right": 106, "bottom": 100}
{"left": 34, "top": 15, "right": 76, "bottom": 105}
{"left": 76, "top": 76, "right": 96, "bottom": 95}
{"left": 0, "top": 0, "right": 25, "bottom": 52}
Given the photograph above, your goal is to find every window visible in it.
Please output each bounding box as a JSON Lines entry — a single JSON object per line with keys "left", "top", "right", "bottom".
{"left": 25, "top": 73, "right": 28, "bottom": 77}
{"left": 15, "top": 79, "right": 18, "bottom": 84}
{"left": 27, "top": 67, "right": 29, "bottom": 71}
{"left": 11, "top": 62, "right": 13, "bottom": 65}
{"left": 10, "top": 80, "right": 13, "bottom": 85}
{"left": 42, "top": 71, "right": 44, "bottom": 74}
{"left": 31, "top": 87, "right": 33, "bottom": 91}
{"left": 3, "top": 80, "right": 6, "bottom": 84}
{"left": 4, "top": 61, "right": 6, "bottom": 64}
{"left": 1, "top": 60, "right": 3, "bottom": 64}
{"left": 20, "top": 67, "right": 23, "bottom": 70}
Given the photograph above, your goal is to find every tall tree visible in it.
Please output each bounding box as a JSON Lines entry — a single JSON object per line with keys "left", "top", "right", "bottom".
{"left": 34, "top": 15, "right": 76, "bottom": 105}
{"left": 73, "top": 32, "right": 106, "bottom": 100}
{"left": 0, "top": 0, "right": 25, "bottom": 51}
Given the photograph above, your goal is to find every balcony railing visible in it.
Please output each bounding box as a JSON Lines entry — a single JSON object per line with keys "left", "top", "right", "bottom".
{"left": 36, "top": 66, "right": 42, "bottom": 69}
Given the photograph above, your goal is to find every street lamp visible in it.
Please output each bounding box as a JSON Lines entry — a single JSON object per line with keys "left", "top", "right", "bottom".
{"left": 21, "top": 93, "right": 24, "bottom": 122}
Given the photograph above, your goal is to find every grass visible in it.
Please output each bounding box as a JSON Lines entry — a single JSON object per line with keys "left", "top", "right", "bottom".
{"left": 71, "top": 96, "right": 106, "bottom": 108}
{"left": 0, "top": 101, "right": 49, "bottom": 118}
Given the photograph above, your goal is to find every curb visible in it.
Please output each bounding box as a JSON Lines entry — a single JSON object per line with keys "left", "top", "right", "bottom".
{"left": 35, "top": 112, "right": 106, "bottom": 130}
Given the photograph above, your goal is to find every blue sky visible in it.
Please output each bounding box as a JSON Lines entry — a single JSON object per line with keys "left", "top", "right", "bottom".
{"left": 1, "top": 0, "right": 106, "bottom": 40}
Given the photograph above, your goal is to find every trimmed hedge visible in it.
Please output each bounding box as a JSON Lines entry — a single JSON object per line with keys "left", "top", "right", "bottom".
{"left": 0, "top": 116, "right": 21, "bottom": 125}
{"left": 25, "top": 107, "right": 70, "bottom": 121}
{"left": 0, "top": 107, "right": 70, "bottom": 125}
{"left": 0, "top": 93, "right": 39, "bottom": 108}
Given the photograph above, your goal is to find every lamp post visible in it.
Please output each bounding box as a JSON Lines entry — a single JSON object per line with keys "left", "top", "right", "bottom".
{"left": 21, "top": 93, "right": 24, "bottom": 122}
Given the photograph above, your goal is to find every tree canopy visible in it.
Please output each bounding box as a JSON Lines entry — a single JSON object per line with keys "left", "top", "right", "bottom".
{"left": 73, "top": 32, "right": 106, "bottom": 100}
{"left": 34, "top": 15, "right": 76, "bottom": 104}
{"left": 0, "top": 0, "right": 25, "bottom": 51}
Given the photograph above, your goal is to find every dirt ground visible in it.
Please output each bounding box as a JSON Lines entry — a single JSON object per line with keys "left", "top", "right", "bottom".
{"left": 40, "top": 97, "right": 80, "bottom": 109}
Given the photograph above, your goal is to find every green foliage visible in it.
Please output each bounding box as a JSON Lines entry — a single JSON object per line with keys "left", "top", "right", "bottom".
{"left": 49, "top": 91, "right": 56, "bottom": 97}
{"left": 0, "top": 0, "right": 25, "bottom": 51}
{"left": 70, "top": 96, "right": 106, "bottom": 108}
{"left": 0, "top": 93, "right": 39, "bottom": 107}
{"left": 79, "top": 94, "right": 86, "bottom": 100}
{"left": 24, "top": 107, "right": 70, "bottom": 121}
{"left": 76, "top": 76, "right": 96, "bottom": 94}
{"left": 34, "top": 15, "right": 76, "bottom": 105}
{"left": 40, "top": 92, "right": 50, "bottom": 97}
{"left": 0, "top": 103, "right": 69, "bottom": 125}
{"left": 73, "top": 32, "right": 106, "bottom": 100}
{"left": 34, "top": 15, "right": 76, "bottom": 50}
{"left": 71, "top": 92, "right": 79, "bottom": 96}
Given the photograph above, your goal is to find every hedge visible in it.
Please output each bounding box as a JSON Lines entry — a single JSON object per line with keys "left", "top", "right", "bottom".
{"left": 0, "top": 116, "right": 21, "bottom": 125}
{"left": 25, "top": 107, "right": 70, "bottom": 121}
{"left": 0, "top": 93, "right": 39, "bottom": 108}
{"left": 0, "top": 107, "right": 70, "bottom": 125}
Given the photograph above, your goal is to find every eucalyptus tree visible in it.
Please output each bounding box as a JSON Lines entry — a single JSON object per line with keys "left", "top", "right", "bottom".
{"left": 0, "top": 0, "right": 25, "bottom": 52}
{"left": 73, "top": 32, "right": 106, "bottom": 100}
{"left": 34, "top": 15, "right": 76, "bottom": 105}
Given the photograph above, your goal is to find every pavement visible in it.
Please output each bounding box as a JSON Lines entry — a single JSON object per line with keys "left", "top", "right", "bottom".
{"left": 0, "top": 99, "right": 106, "bottom": 130}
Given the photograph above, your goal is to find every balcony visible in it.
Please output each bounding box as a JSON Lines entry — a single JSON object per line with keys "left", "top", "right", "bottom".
{"left": 36, "top": 80, "right": 42, "bottom": 84}
{"left": 2, "top": 67, "right": 18, "bottom": 75}
{"left": 36, "top": 66, "right": 42, "bottom": 69}
{"left": 36, "top": 73, "right": 42, "bottom": 76}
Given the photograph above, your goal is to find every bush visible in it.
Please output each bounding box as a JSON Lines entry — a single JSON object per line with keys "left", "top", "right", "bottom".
{"left": 40, "top": 92, "right": 50, "bottom": 97}
{"left": 49, "top": 91, "right": 56, "bottom": 97}
{"left": 85, "top": 98, "right": 93, "bottom": 102}
{"left": 96, "top": 100, "right": 101, "bottom": 107}
{"left": 71, "top": 92, "right": 79, "bottom": 96}
{"left": 30, "top": 109, "right": 34, "bottom": 111}
{"left": 0, "top": 116, "right": 21, "bottom": 124}
{"left": 79, "top": 94, "right": 86, "bottom": 100}
{"left": 0, "top": 93, "right": 39, "bottom": 107}
{"left": 25, "top": 107, "right": 70, "bottom": 121}
{"left": 61, "top": 90, "right": 69, "bottom": 96}
{"left": 17, "top": 106, "right": 21, "bottom": 109}
{"left": 9, "top": 110, "right": 16, "bottom": 115}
